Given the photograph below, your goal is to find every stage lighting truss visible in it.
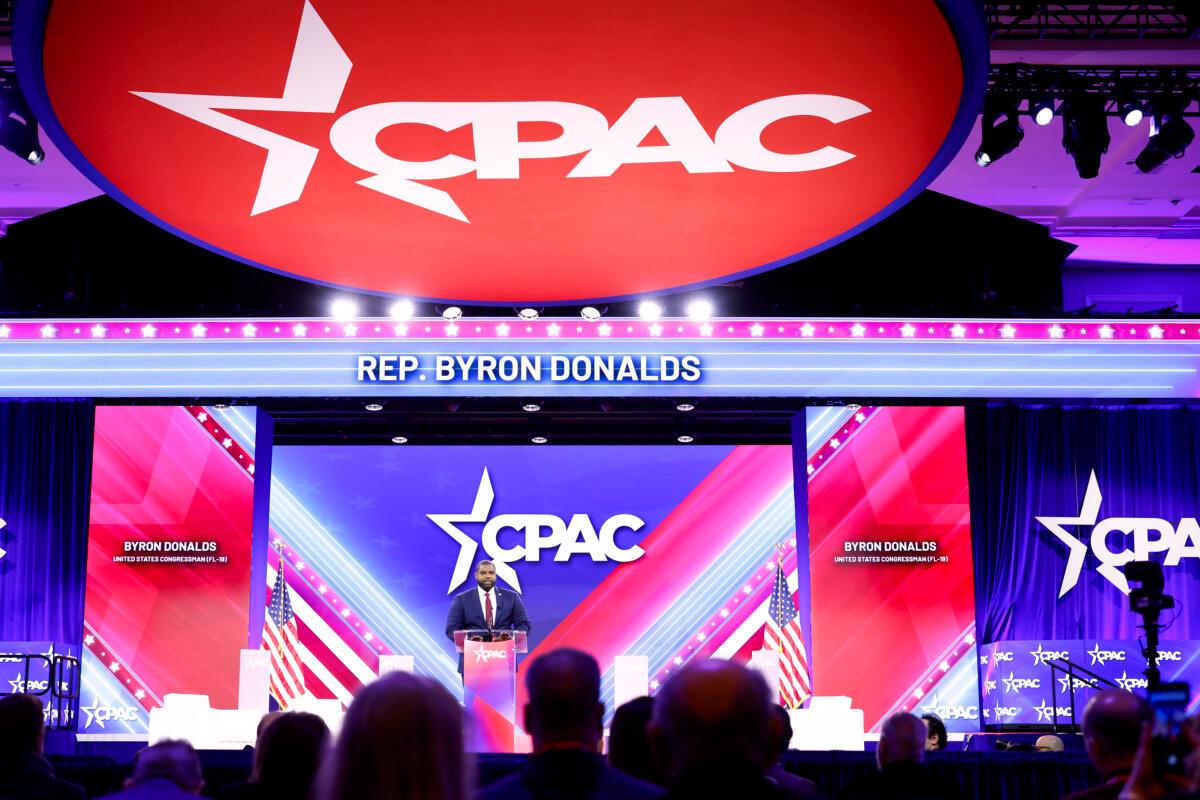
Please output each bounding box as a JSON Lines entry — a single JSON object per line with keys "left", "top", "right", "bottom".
{"left": 985, "top": 3, "right": 1199, "bottom": 39}
{"left": 981, "top": 65, "right": 1199, "bottom": 174}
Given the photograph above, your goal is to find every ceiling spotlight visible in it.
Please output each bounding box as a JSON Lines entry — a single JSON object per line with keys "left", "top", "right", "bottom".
{"left": 518, "top": 308, "right": 539, "bottom": 321}
{"left": 580, "top": 307, "right": 602, "bottom": 321}
{"left": 213, "top": 403, "right": 230, "bottom": 411}
{"left": 0, "top": 76, "right": 45, "bottom": 166}
{"left": 522, "top": 403, "right": 541, "bottom": 412}
{"left": 1060, "top": 95, "right": 1110, "bottom": 179}
{"left": 331, "top": 298, "right": 359, "bottom": 321}
{"left": 391, "top": 435, "right": 408, "bottom": 444}
{"left": 1135, "top": 101, "right": 1195, "bottom": 173}
{"left": 441, "top": 306, "right": 463, "bottom": 321}
{"left": 975, "top": 97, "right": 1023, "bottom": 167}
{"left": 365, "top": 403, "right": 383, "bottom": 411}
{"left": 638, "top": 300, "right": 663, "bottom": 321}
{"left": 686, "top": 299, "right": 714, "bottom": 321}
{"left": 531, "top": 435, "right": 548, "bottom": 444}
{"left": 389, "top": 299, "right": 415, "bottom": 320}
{"left": 676, "top": 402, "right": 695, "bottom": 412}
{"left": 1030, "top": 97, "right": 1055, "bottom": 126}
{"left": 1118, "top": 97, "right": 1144, "bottom": 127}
{"left": 677, "top": 434, "right": 694, "bottom": 443}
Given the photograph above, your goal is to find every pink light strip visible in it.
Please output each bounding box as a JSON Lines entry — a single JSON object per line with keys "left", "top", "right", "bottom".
{"left": 0, "top": 319, "right": 1197, "bottom": 341}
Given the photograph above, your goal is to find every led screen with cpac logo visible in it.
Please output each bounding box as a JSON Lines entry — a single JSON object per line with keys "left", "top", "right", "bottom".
{"left": 268, "top": 444, "right": 802, "bottom": 715}
{"left": 19, "top": 0, "right": 984, "bottom": 303}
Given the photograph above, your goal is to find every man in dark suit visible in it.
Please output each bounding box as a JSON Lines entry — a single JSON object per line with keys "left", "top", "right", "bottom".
{"left": 445, "top": 560, "right": 531, "bottom": 675}
{"left": 477, "top": 648, "right": 663, "bottom": 800}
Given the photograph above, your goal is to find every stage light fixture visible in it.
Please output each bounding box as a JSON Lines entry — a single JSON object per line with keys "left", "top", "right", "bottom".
{"left": 975, "top": 97, "right": 1023, "bottom": 167}
{"left": 441, "top": 306, "right": 463, "bottom": 321}
{"left": 0, "top": 76, "right": 45, "bottom": 165}
{"left": 1135, "top": 101, "right": 1195, "bottom": 173}
{"left": 522, "top": 403, "right": 541, "bottom": 412}
{"left": 686, "top": 299, "right": 714, "bottom": 322}
{"left": 518, "top": 308, "right": 539, "bottom": 321}
{"left": 389, "top": 299, "right": 415, "bottom": 320}
{"left": 391, "top": 435, "right": 408, "bottom": 444}
{"left": 638, "top": 300, "right": 663, "bottom": 321}
{"left": 1119, "top": 98, "right": 1144, "bottom": 127}
{"left": 1030, "top": 97, "right": 1055, "bottom": 126}
{"left": 531, "top": 435, "right": 548, "bottom": 444}
{"left": 580, "top": 307, "right": 602, "bottom": 321}
{"left": 331, "top": 298, "right": 359, "bottom": 321}
{"left": 1060, "top": 95, "right": 1110, "bottom": 179}
{"left": 365, "top": 403, "right": 383, "bottom": 411}
{"left": 677, "top": 434, "right": 694, "bottom": 443}
{"left": 676, "top": 402, "right": 695, "bottom": 412}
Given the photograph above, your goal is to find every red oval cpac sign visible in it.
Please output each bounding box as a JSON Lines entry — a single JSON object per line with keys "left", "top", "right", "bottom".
{"left": 20, "top": 1, "right": 983, "bottom": 303}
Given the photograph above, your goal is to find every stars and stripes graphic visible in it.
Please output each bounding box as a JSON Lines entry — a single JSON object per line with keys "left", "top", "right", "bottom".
{"left": 763, "top": 554, "right": 811, "bottom": 709}
{"left": 264, "top": 556, "right": 305, "bottom": 707}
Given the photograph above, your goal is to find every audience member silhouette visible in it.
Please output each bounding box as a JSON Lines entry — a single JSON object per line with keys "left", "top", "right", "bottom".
{"left": 100, "top": 739, "right": 205, "bottom": 799}
{"left": 766, "top": 705, "right": 821, "bottom": 799}
{"left": 218, "top": 711, "right": 330, "bottom": 800}
{"left": 609, "top": 696, "right": 663, "bottom": 786}
{"left": 647, "top": 660, "right": 787, "bottom": 799}
{"left": 479, "top": 648, "right": 663, "bottom": 800}
{"left": 840, "top": 712, "right": 960, "bottom": 800}
{"left": 921, "top": 713, "right": 949, "bottom": 751}
{"left": 316, "top": 672, "right": 468, "bottom": 800}
{"left": 0, "top": 693, "right": 84, "bottom": 800}
{"left": 1065, "top": 689, "right": 1151, "bottom": 800}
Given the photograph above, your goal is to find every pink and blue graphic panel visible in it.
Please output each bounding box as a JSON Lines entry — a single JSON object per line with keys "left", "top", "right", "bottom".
{"left": 804, "top": 406, "right": 980, "bottom": 732}
{"left": 268, "top": 445, "right": 802, "bottom": 714}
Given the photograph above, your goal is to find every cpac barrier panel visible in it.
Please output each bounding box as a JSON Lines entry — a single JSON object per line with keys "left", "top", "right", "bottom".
{"left": 17, "top": 1, "right": 984, "bottom": 302}
{"left": 0, "top": 318, "right": 1198, "bottom": 399}
{"left": 80, "top": 406, "right": 257, "bottom": 738}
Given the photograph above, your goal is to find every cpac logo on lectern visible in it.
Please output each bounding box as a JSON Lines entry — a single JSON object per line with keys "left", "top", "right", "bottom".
{"left": 430, "top": 468, "right": 645, "bottom": 594}
{"left": 133, "top": 2, "right": 870, "bottom": 224}
{"left": 1036, "top": 471, "right": 1200, "bottom": 597}
{"left": 474, "top": 648, "right": 510, "bottom": 665}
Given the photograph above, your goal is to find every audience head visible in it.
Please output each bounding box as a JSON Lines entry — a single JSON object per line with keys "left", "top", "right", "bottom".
{"left": 1080, "top": 689, "right": 1150, "bottom": 775}
{"left": 1035, "top": 734, "right": 1065, "bottom": 753}
{"left": 256, "top": 710, "right": 283, "bottom": 740}
{"left": 767, "top": 705, "right": 794, "bottom": 763}
{"left": 877, "top": 713, "right": 928, "bottom": 769}
{"left": 317, "top": 672, "right": 467, "bottom": 800}
{"left": 0, "top": 693, "right": 46, "bottom": 757}
{"left": 648, "top": 660, "right": 773, "bottom": 781}
{"left": 127, "top": 739, "right": 204, "bottom": 794}
{"left": 609, "top": 696, "right": 661, "bottom": 785}
{"left": 252, "top": 711, "right": 330, "bottom": 797}
{"left": 921, "top": 713, "right": 948, "bottom": 751}
{"left": 524, "top": 648, "right": 604, "bottom": 751}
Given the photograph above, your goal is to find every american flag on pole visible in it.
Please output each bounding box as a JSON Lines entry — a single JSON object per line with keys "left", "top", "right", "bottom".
{"left": 264, "top": 556, "right": 305, "bottom": 707}
{"left": 763, "top": 555, "right": 811, "bottom": 709}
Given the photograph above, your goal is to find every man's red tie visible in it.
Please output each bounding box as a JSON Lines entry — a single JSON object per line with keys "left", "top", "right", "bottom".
{"left": 485, "top": 592, "right": 494, "bottom": 628}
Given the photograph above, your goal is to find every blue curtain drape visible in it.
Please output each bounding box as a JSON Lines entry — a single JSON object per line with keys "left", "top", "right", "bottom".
{"left": 967, "top": 403, "right": 1200, "bottom": 645}
{"left": 0, "top": 399, "right": 94, "bottom": 643}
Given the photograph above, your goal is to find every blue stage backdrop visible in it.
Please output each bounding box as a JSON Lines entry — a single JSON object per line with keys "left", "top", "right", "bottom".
{"left": 0, "top": 399, "right": 93, "bottom": 643}
{"left": 967, "top": 404, "right": 1200, "bottom": 721}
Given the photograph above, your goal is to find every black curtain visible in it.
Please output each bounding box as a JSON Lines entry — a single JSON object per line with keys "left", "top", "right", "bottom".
{"left": 967, "top": 403, "right": 1200, "bottom": 645}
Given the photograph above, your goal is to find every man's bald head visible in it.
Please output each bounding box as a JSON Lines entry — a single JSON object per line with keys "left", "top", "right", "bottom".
{"left": 878, "top": 713, "right": 928, "bottom": 769}
{"left": 648, "top": 660, "right": 773, "bottom": 779}
{"left": 523, "top": 648, "right": 603, "bottom": 750}
{"left": 1081, "top": 689, "right": 1150, "bottom": 774}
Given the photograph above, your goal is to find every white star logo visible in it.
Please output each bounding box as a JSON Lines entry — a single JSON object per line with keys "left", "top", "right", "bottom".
{"left": 242, "top": 323, "right": 257, "bottom": 337}
{"left": 799, "top": 323, "right": 815, "bottom": 338}
{"left": 132, "top": 2, "right": 352, "bottom": 216}
{"left": 80, "top": 697, "right": 104, "bottom": 728}
{"left": 1034, "top": 470, "right": 1126, "bottom": 596}
{"left": 0, "top": 516, "right": 6, "bottom": 561}
{"left": 428, "top": 469, "right": 521, "bottom": 593}
{"left": 849, "top": 323, "right": 865, "bottom": 337}
{"left": 749, "top": 323, "right": 764, "bottom": 337}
